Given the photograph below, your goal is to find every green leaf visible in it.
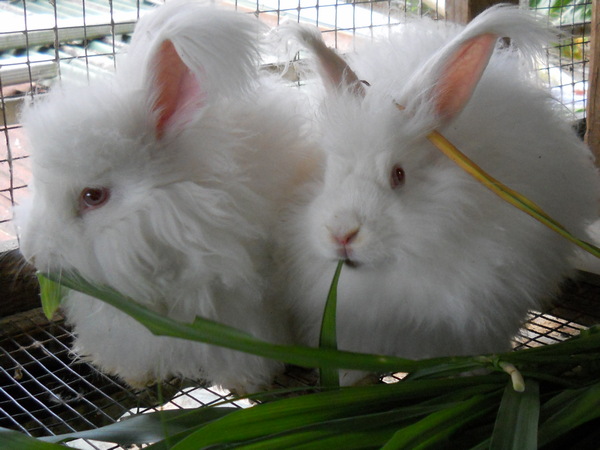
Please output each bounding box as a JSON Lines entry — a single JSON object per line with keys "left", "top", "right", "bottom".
{"left": 0, "top": 427, "right": 64, "bottom": 449}
{"left": 29, "top": 271, "right": 600, "bottom": 449}
{"left": 168, "top": 377, "right": 504, "bottom": 449}
{"left": 319, "top": 260, "right": 344, "bottom": 388}
{"left": 37, "top": 273, "right": 65, "bottom": 320}
{"left": 232, "top": 426, "right": 395, "bottom": 450}
{"left": 228, "top": 389, "right": 507, "bottom": 449}
{"left": 406, "top": 359, "right": 490, "bottom": 381}
{"left": 216, "top": 406, "right": 424, "bottom": 449}
{"left": 538, "top": 381, "right": 600, "bottom": 446}
{"left": 39, "top": 272, "right": 488, "bottom": 375}
{"left": 217, "top": 407, "right": 440, "bottom": 449}
{"left": 40, "top": 407, "right": 237, "bottom": 445}
{"left": 489, "top": 379, "right": 540, "bottom": 450}
{"left": 381, "top": 394, "right": 497, "bottom": 449}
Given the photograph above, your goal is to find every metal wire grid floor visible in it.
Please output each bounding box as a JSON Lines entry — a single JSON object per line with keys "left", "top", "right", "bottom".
{"left": 514, "top": 274, "right": 600, "bottom": 350}
{"left": 0, "top": 310, "right": 249, "bottom": 444}
{"left": 1, "top": 273, "right": 599, "bottom": 449}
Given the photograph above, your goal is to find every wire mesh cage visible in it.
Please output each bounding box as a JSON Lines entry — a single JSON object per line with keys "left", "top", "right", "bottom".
{"left": 0, "top": 0, "right": 594, "bottom": 244}
{"left": 0, "top": 0, "right": 598, "bottom": 448}
{"left": 531, "top": 0, "right": 593, "bottom": 123}
{"left": 0, "top": 0, "right": 595, "bottom": 244}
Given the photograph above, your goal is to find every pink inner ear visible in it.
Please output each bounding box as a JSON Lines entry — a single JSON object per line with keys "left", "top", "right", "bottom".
{"left": 153, "top": 40, "right": 204, "bottom": 139}
{"left": 434, "top": 33, "right": 498, "bottom": 122}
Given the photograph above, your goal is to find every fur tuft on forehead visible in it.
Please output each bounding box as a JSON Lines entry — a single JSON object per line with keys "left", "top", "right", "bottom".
{"left": 21, "top": 80, "right": 151, "bottom": 173}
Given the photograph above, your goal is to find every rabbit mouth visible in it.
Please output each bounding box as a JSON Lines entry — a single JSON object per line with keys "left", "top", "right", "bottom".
{"left": 334, "top": 246, "right": 360, "bottom": 268}
{"left": 344, "top": 258, "right": 360, "bottom": 268}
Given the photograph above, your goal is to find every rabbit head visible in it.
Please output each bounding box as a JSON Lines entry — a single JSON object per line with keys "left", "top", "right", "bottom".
{"left": 286, "top": 6, "right": 593, "bottom": 271}
{"left": 17, "top": 4, "right": 270, "bottom": 304}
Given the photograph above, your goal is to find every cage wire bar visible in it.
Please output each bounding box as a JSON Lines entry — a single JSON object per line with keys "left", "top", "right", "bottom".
{"left": 0, "top": 0, "right": 598, "bottom": 448}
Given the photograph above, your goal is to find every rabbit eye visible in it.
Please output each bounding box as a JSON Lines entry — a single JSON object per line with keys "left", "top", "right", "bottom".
{"left": 79, "top": 187, "right": 110, "bottom": 212}
{"left": 390, "top": 164, "right": 405, "bottom": 189}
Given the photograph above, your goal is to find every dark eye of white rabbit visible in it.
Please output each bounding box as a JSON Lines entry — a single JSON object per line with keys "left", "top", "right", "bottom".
{"left": 390, "top": 164, "right": 406, "bottom": 189}
{"left": 79, "top": 187, "right": 110, "bottom": 212}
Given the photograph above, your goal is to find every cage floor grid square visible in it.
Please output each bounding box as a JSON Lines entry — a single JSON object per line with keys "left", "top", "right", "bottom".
{"left": 1, "top": 272, "right": 599, "bottom": 449}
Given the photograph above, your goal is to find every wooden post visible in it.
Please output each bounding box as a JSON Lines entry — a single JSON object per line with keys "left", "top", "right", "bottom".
{"left": 586, "top": 0, "right": 600, "bottom": 165}
{"left": 446, "top": 0, "right": 518, "bottom": 24}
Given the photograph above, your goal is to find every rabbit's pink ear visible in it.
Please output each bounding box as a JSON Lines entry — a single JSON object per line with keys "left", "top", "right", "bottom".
{"left": 302, "top": 32, "right": 365, "bottom": 97}
{"left": 152, "top": 40, "right": 204, "bottom": 139}
{"left": 432, "top": 33, "right": 497, "bottom": 123}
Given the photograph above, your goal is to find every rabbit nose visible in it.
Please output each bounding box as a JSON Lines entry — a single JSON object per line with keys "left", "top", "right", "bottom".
{"left": 333, "top": 228, "right": 360, "bottom": 246}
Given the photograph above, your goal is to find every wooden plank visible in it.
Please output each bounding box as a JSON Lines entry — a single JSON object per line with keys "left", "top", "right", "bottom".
{"left": 0, "top": 250, "right": 40, "bottom": 318}
{"left": 585, "top": 0, "right": 600, "bottom": 165}
{"left": 446, "top": 0, "right": 518, "bottom": 24}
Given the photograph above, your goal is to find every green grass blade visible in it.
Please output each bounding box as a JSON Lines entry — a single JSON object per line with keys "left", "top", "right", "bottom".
{"left": 538, "top": 381, "right": 600, "bottom": 447}
{"left": 0, "top": 427, "right": 65, "bottom": 449}
{"left": 231, "top": 427, "right": 395, "bottom": 450}
{"left": 40, "top": 407, "right": 237, "bottom": 445}
{"left": 381, "top": 394, "right": 497, "bottom": 449}
{"left": 203, "top": 414, "right": 375, "bottom": 448}
{"left": 217, "top": 407, "right": 441, "bottom": 449}
{"left": 319, "top": 260, "right": 344, "bottom": 388}
{"left": 37, "top": 273, "right": 65, "bottom": 320}
{"left": 39, "top": 272, "right": 488, "bottom": 375}
{"left": 225, "top": 389, "right": 507, "bottom": 450}
{"left": 169, "top": 377, "right": 504, "bottom": 449}
{"left": 153, "top": 401, "right": 460, "bottom": 449}
{"left": 427, "top": 130, "right": 600, "bottom": 258}
{"left": 406, "top": 359, "right": 491, "bottom": 380}
{"left": 489, "top": 379, "right": 540, "bottom": 450}
{"left": 540, "top": 383, "right": 597, "bottom": 419}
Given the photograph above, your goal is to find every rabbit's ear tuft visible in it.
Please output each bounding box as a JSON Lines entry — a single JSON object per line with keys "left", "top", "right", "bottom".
{"left": 151, "top": 39, "right": 205, "bottom": 140}
{"left": 311, "top": 39, "right": 365, "bottom": 97}
{"left": 431, "top": 33, "right": 497, "bottom": 123}
{"left": 286, "top": 25, "right": 365, "bottom": 97}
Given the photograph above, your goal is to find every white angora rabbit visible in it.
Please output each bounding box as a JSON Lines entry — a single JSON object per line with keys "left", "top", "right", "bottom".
{"left": 274, "top": 6, "right": 599, "bottom": 385}
{"left": 16, "top": 0, "right": 316, "bottom": 393}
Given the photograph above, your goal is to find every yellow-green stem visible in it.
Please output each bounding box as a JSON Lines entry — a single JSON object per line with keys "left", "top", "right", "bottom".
{"left": 427, "top": 130, "right": 600, "bottom": 259}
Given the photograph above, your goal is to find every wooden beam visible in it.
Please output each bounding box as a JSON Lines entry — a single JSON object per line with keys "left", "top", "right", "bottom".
{"left": 0, "top": 250, "right": 40, "bottom": 318}
{"left": 586, "top": 0, "right": 600, "bottom": 165}
{"left": 446, "top": 0, "right": 518, "bottom": 24}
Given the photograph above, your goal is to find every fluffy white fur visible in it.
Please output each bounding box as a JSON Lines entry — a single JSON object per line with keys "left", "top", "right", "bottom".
{"left": 16, "top": 1, "right": 316, "bottom": 393}
{"left": 273, "top": 6, "right": 599, "bottom": 385}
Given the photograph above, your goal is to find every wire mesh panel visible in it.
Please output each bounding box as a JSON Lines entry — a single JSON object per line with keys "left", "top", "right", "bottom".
{"left": 0, "top": 0, "right": 150, "bottom": 245}
{"left": 530, "top": 0, "right": 593, "bottom": 121}
{"left": 0, "top": 0, "right": 593, "bottom": 243}
{"left": 0, "top": 309, "right": 254, "bottom": 449}
{"left": 0, "top": 2, "right": 598, "bottom": 448}
{"left": 0, "top": 0, "right": 594, "bottom": 244}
